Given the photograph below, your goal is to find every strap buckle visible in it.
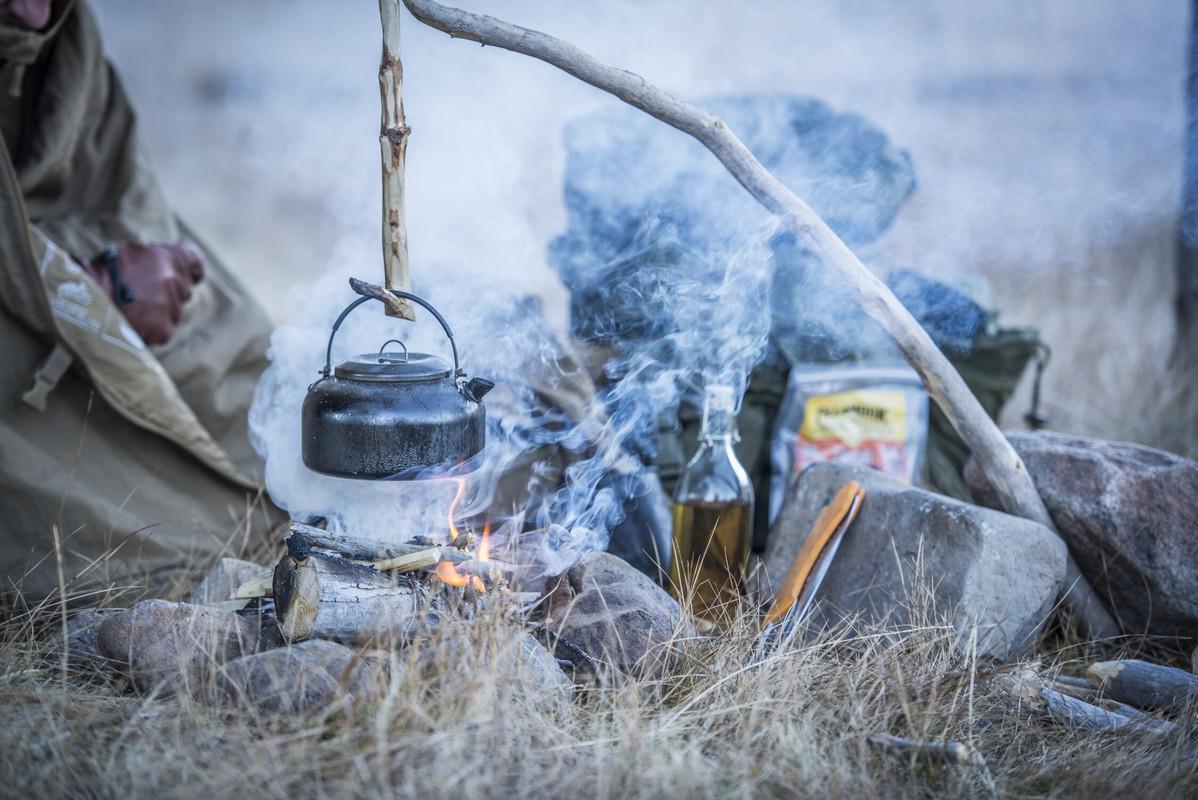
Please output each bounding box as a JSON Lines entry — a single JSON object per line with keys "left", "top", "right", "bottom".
{"left": 21, "top": 343, "right": 74, "bottom": 412}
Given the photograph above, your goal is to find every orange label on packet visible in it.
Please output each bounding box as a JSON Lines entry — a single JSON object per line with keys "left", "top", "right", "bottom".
{"left": 795, "top": 389, "right": 910, "bottom": 478}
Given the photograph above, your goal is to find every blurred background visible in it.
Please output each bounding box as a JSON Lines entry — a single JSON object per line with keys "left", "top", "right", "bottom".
{"left": 90, "top": 0, "right": 1193, "bottom": 454}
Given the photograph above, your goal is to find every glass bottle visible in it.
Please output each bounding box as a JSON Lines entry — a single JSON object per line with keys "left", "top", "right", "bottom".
{"left": 668, "top": 383, "right": 754, "bottom": 626}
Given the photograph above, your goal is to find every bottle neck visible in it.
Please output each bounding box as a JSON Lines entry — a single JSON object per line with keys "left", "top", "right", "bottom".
{"left": 699, "top": 385, "right": 737, "bottom": 444}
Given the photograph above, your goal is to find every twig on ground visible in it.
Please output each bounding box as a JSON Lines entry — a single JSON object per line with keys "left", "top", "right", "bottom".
{"left": 868, "top": 732, "right": 985, "bottom": 767}
{"left": 1000, "top": 665, "right": 1180, "bottom": 737}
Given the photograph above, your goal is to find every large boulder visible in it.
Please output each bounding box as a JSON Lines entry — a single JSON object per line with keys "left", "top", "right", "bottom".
{"left": 965, "top": 432, "right": 1198, "bottom": 639}
{"left": 764, "top": 462, "right": 1067, "bottom": 660}
{"left": 97, "top": 599, "right": 258, "bottom": 692}
{"left": 212, "top": 640, "right": 389, "bottom": 715}
{"left": 540, "top": 552, "right": 685, "bottom": 677}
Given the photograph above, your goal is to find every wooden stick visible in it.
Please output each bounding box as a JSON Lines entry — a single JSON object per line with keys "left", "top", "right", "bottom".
{"left": 1048, "top": 674, "right": 1100, "bottom": 702}
{"left": 1052, "top": 674, "right": 1094, "bottom": 692}
{"left": 456, "top": 558, "right": 517, "bottom": 577}
{"left": 1000, "top": 666, "right": 1179, "bottom": 736}
{"left": 233, "top": 569, "right": 273, "bottom": 600}
{"left": 371, "top": 546, "right": 469, "bottom": 573}
{"left": 293, "top": 521, "right": 443, "bottom": 562}
{"left": 1039, "top": 685, "right": 1178, "bottom": 736}
{"left": 398, "top": 0, "right": 1118, "bottom": 640}
{"left": 379, "top": 0, "right": 415, "bottom": 319}
{"left": 867, "top": 732, "right": 984, "bottom": 767}
{"left": 454, "top": 558, "right": 517, "bottom": 589}
{"left": 1087, "top": 660, "right": 1198, "bottom": 715}
{"left": 349, "top": 276, "right": 414, "bottom": 320}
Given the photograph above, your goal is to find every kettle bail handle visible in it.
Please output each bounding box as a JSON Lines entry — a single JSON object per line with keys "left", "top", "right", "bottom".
{"left": 322, "top": 279, "right": 461, "bottom": 378}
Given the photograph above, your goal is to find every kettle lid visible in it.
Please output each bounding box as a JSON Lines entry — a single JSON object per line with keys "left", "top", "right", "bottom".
{"left": 334, "top": 350, "right": 452, "bottom": 383}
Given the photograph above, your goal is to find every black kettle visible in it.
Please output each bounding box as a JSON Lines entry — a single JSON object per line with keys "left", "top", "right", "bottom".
{"left": 301, "top": 280, "right": 494, "bottom": 480}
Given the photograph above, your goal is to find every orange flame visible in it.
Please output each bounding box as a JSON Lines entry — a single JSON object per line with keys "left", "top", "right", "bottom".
{"left": 435, "top": 560, "right": 481, "bottom": 590}
{"left": 447, "top": 477, "right": 467, "bottom": 541}
{"left": 478, "top": 520, "right": 491, "bottom": 562}
{"left": 436, "top": 479, "right": 485, "bottom": 591}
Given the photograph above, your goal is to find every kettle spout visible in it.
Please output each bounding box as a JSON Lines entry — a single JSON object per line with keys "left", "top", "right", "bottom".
{"left": 463, "top": 377, "right": 495, "bottom": 403}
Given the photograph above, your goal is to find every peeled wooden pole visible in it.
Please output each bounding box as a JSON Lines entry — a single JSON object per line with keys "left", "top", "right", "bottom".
{"left": 379, "top": 0, "right": 416, "bottom": 319}
{"left": 399, "top": 0, "right": 1118, "bottom": 639}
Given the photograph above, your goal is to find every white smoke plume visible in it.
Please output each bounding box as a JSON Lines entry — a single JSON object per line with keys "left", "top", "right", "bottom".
{"left": 93, "top": 0, "right": 1185, "bottom": 569}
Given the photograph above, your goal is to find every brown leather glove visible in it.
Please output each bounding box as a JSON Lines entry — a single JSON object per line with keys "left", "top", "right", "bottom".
{"left": 85, "top": 243, "right": 205, "bottom": 346}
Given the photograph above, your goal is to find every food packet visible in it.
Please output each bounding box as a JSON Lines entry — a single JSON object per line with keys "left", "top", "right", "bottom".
{"left": 768, "top": 363, "right": 928, "bottom": 523}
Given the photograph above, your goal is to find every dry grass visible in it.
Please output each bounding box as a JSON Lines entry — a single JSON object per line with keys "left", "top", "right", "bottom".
{"left": 2, "top": 211, "right": 1193, "bottom": 798}
{"left": 1, "top": 577, "right": 1195, "bottom": 800}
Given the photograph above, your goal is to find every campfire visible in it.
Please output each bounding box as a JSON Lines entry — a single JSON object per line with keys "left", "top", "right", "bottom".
{"left": 224, "top": 474, "right": 533, "bottom": 648}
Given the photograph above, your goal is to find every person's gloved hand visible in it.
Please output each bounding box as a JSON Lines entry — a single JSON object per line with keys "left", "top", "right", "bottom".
{"left": 85, "top": 243, "right": 205, "bottom": 346}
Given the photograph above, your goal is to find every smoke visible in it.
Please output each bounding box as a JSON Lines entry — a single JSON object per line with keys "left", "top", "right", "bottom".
{"left": 92, "top": 0, "right": 1185, "bottom": 569}
{"left": 245, "top": 197, "right": 775, "bottom": 572}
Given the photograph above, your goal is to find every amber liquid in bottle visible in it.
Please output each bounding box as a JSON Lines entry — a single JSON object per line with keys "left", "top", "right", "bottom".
{"left": 668, "top": 384, "right": 754, "bottom": 627}
{"left": 670, "top": 499, "right": 752, "bottom": 623}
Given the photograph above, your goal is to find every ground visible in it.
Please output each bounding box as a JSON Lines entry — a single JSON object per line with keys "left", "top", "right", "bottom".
{"left": 2, "top": 588, "right": 1196, "bottom": 798}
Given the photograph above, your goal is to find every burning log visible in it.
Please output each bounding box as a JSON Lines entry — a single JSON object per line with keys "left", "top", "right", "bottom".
{"left": 867, "top": 733, "right": 985, "bottom": 767}
{"left": 455, "top": 558, "right": 518, "bottom": 587}
{"left": 1086, "top": 659, "right": 1198, "bottom": 715}
{"left": 288, "top": 521, "right": 470, "bottom": 574}
{"left": 290, "top": 521, "right": 434, "bottom": 561}
{"left": 274, "top": 536, "right": 320, "bottom": 642}
{"left": 397, "top": 0, "right": 1118, "bottom": 640}
{"left": 233, "top": 532, "right": 427, "bottom": 644}
{"left": 285, "top": 553, "right": 422, "bottom": 644}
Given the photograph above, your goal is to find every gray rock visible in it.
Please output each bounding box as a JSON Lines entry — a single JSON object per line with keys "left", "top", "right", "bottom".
{"left": 509, "top": 633, "right": 574, "bottom": 710}
{"left": 40, "top": 608, "right": 120, "bottom": 671}
{"left": 764, "top": 462, "right": 1067, "bottom": 660}
{"left": 965, "top": 431, "right": 1198, "bottom": 639}
{"left": 189, "top": 558, "right": 266, "bottom": 605}
{"left": 420, "top": 623, "right": 573, "bottom": 714}
{"left": 541, "top": 551, "right": 684, "bottom": 677}
{"left": 213, "top": 640, "right": 388, "bottom": 715}
{"left": 97, "top": 599, "right": 258, "bottom": 692}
